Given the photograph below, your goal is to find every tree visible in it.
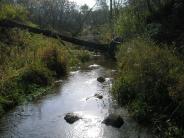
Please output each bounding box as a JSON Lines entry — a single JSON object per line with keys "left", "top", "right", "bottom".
{"left": 80, "top": 4, "right": 89, "bottom": 15}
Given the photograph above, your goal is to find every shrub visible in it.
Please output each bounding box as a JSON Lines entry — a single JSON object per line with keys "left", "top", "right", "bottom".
{"left": 0, "top": 64, "right": 52, "bottom": 115}
{"left": 38, "top": 46, "right": 68, "bottom": 77}
{"left": 0, "top": 64, "right": 52, "bottom": 95}
{"left": 115, "top": 6, "right": 147, "bottom": 39}
{"left": 0, "top": 4, "right": 28, "bottom": 22}
{"left": 0, "top": 26, "right": 91, "bottom": 117}
{"left": 0, "top": 72, "right": 25, "bottom": 108}
{"left": 0, "top": 96, "right": 9, "bottom": 114}
{"left": 113, "top": 38, "right": 184, "bottom": 136}
{"left": 18, "top": 64, "right": 52, "bottom": 87}
{"left": 76, "top": 50, "right": 91, "bottom": 63}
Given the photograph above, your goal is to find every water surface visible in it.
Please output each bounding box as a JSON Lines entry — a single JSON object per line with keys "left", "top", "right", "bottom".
{"left": 0, "top": 56, "right": 156, "bottom": 138}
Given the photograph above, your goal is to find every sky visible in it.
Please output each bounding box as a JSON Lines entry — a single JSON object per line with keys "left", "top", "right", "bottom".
{"left": 71, "top": 0, "right": 96, "bottom": 7}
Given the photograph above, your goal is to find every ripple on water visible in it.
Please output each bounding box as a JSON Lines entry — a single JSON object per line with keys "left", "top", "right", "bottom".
{"left": 85, "top": 78, "right": 96, "bottom": 84}
{"left": 70, "top": 70, "right": 80, "bottom": 75}
{"left": 88, "top": 64, "right": 100, "bottom": 69}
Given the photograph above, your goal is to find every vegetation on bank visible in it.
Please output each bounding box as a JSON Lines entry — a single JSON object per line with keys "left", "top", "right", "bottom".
{"left": 112, "top": 0, "right": 184, "bottom": 137}
{"left": 0, "top": 28, "right": 91, "bottom": 116}
{"left": 1, "top": 0, "right": 184, "bottom": 137}
{"left": 0, "top": 4, "right": 28, "bottom": 21}
{"left": 1, "top": 0, "right": 110, "bottom": 36}
{"left": 115, "top": 0, "right": 184, "bottom": 55}
{"left": 112, "top": 38, "right": 184, "bottom": 137}
{"left": 0, "top": 4, "right": 91, "bottom": 117}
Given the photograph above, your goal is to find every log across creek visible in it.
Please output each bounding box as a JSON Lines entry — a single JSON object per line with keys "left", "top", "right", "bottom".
{"left": 0, "top": 19, "right": 109, "bottom": 52}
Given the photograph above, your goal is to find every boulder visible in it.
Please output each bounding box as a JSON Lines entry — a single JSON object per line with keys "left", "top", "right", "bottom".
{"left": 94, "top": 93, "right": 103, "bottom": 99}
{"left": 64, "top": 113, "right": 81, "bottom": 124}
{"left": 102, "top": 114, "right": 124, "bottom": 128}
{"left": 97, "top": 77, "right": 105, "bottom": 83}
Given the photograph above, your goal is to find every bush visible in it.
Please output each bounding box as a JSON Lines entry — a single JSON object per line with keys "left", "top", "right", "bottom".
{"left": 0, "top": 25, "right": 92, "bottom": 117}
{"left": 38, "top": 46, "right": 68, "bottom": 78}
{"left": 0, "top": 4, "right": 28, "bottom": 21}
{"left": 115, "top": 6, "right": 147, "bottom": 39}
{"left": 0, "top": 64, "right": 52, "bottom": 116}
{"left": 18, "top": 64, "right": 52, "bottom": 87}
{"left": 0, "top": 28, "right": 68, "bottom": 116}
{"left": 113, "top": 38, "right": 184, "bottom": 136}
{"left": 0, "top": 96, "right": 10, "bottom": 114}
{"left": 0, "top": 64, "right": 52, "bottom": 95}
{"left": 76, "top": 50, "right": 91, "bottom": 63}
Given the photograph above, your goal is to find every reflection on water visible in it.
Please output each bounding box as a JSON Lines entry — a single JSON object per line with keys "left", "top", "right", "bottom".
{"left": 0, "top": 56, "right": 156, "bottom": 138}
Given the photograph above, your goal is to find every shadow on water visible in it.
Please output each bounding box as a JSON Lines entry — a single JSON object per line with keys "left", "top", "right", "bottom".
{"left": 0, "top": 55, "right": 157, "bottom": 138}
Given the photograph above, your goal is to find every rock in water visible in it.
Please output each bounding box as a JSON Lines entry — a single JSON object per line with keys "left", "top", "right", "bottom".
{"left": 97, "top": 77, "right": 105, "bottom": 83}
{"left": 64, "top": 113, "right": 81, "bottom": 124}
{"left": 54, "top": 80, "right": 63, "bottom": 85}
{"left": 94, "top": 93, "right": 103, "bottom": 99}
{"left": 102, "top": 114, "right": 124, "bottom": 128}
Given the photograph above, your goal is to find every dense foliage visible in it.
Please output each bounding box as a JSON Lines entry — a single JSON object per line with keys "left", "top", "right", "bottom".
{"left": 113, "top": 38, "right": 184, "bottom": 137}
{"left": 1, "top": 0, "right": 110, "bottom": 36}
{"left": 0, "top": 27, "right": 91, "bottom": 116}
{"left": 112, "top": 0, "right": 184, "bottom": 137}
{"left": 0, "top": 4, "right": 28, "bottom": 21}
{"left": 115, "top": 0, "right": 184, "bottom": 54}
{"left": 1, "top": 0, "right": 184, "bottom": 137}
{"left": 0, "top": 4, "right": 91, "bottom": 117}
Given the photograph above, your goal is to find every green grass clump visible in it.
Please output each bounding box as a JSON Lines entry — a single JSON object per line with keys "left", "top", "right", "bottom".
{"left": 0, "top": 64, "right": 52, "bottom": 105}
{"left": 76, "top": 50, "right": 91, "bottom": 63}
{"left": 0, "top": 2, "right": 93, "bottom": 118}
{"left": 0, "top": 4, "right": 28, "bottom": 22}
{"left": 38, "top": 46, "right": 68, "bottom": 78}
{"left": 113, "top": 38, "right": 184, "bottom": 137}
{"left": 18, "top": 64, "right": 52, "bottom": 87}
{"left": 0, "top": 27, "right": 92, "bottom": 117}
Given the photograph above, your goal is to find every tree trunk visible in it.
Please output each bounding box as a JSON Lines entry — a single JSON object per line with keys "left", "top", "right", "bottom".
{"left": 0, "top": 20, "right": 109, "bottom": 52}
{"left": 146, "top": 0, "right": 154, "bottom": 13}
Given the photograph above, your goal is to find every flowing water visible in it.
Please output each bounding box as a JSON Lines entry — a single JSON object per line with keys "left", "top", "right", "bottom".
{"left": 0, "top": 55, "right": 156, "bottom": 138}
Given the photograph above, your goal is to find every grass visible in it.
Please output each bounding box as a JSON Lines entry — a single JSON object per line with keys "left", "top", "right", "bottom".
{"left": 112, "top": 38, "right": 184, "bottom": 137}
{"left": 0, "top": 4, "right": 28, "bottom": 21}
{"left": 0, "top": 1, "right": 91, "bottom": 118}
{"left": 38, "top": 46, "right": 68, "bottom": 78}
{"left": 0, "top": 27, "right": 91, "bottom": 117}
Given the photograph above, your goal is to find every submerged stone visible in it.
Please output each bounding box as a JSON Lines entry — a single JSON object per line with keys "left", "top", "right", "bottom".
{"left": 102, "top": 114, "right": 124, "bottom": 128}
{"left": 54, "top": 80, "right": 63, "bottom": 84}
{"left": 64, "top": 113, "right": 81, "bottom": 124}
{"left": 97, "top": 77, "right": 105, "bottom": 83}
{"left": 94, "top": 93, "right": 103, "bottom": 99}
{"left": 89, "top": 64, "right": 100, "bottom": 69}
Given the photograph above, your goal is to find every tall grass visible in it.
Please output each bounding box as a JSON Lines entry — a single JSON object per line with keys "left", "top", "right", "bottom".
{"left": 0, "top": 27, "right": 91, "bottom": 116}
{"left": 113, "top": 38, "right": 184, "bottom": 137}
{"left": 0, "top": 1, "right": 92, "bottom": 117}
{"left": 0, "top": 4, "right": 28, "bottom": 22}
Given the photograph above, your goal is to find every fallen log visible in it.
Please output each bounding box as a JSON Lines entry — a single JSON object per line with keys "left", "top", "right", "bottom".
{"left": 0, "top": 20, "right": 109, "bottom": 52}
